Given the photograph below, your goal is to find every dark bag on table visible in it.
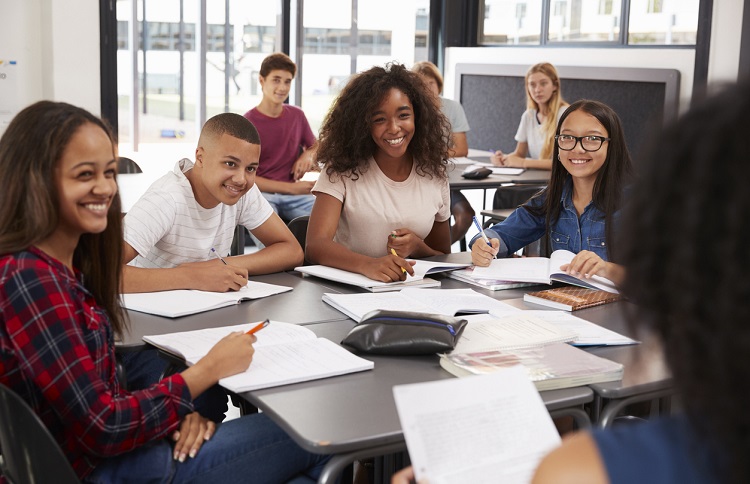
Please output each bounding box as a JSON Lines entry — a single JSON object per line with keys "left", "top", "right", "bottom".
{"left": 341, "top": 309, "right": 467, "bottom": 356}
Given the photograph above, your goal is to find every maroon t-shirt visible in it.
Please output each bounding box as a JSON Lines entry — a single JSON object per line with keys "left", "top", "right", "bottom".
{"left": 243, "top": 105, "right": 316, "bottom": 183}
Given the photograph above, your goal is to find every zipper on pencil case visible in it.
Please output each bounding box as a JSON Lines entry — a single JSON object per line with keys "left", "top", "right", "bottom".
{"left": 361, "top": 317, "right": 457, "bottom": 336}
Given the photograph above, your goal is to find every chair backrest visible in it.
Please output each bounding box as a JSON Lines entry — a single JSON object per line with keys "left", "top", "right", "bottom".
{"left": 0, "top": 383, "right": 79, "bottom": 484}
{"left": 118, "top": 156, "right": 143, "bottom": 174}
{"left": 287, "top": 215, "right": 309, "bottom": 261}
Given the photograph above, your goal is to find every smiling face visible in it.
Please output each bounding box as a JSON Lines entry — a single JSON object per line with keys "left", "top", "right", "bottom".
{"left": 527, "top": 71, "right": 557, "bottom": 108}
{"left": 259, "top": 69, "right": 293, "bottom": 106}
{"left": 193, "top": 133, "right": 260, "bottom": 208}
{"left": 54, "top": 122, "right": 118, "bottom": 242}
{"left": 557, "top": 109, "right": 609, "bottom": 184}
{"left": 370, "top": 88, "right": 415, "bottom": 165}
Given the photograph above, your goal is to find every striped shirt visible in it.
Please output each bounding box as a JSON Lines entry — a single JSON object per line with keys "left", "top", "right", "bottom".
{"left": 124, "top": 158, "right": 274, "bottom": 267}
{"left": 0, "top": 247, "right": 193, "bottom": 479}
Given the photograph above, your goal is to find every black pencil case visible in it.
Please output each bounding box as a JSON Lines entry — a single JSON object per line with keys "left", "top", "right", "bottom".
{"left": 341, "top": 309, "right": 467, "bottom": 355}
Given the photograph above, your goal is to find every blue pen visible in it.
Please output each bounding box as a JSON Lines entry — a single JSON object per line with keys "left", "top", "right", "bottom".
{"left": 472, "top": 216, "right": 492, "bottom": 247}
{"left": 210, "top": 247, "right": 228, "bottom": 265}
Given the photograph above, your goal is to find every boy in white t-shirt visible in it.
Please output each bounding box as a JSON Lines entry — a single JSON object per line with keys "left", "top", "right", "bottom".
{"left": 120, "top": 113, "right": 302, "bottom": 422}
{"left": 122, "top": 112, "right": 303, "bottom": 293}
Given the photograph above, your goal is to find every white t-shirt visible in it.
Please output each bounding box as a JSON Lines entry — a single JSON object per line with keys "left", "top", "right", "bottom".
{"left": 124, "top": 158, "right": 274, "bottom": 268}
{"left": 312, "top": 157, "right": 451, "bottom": 258}
{"left": 440, "top": 97, "right": 470, "bottom": 133}
{"left": 514, "top": 105, "right": 568, "bottom": 159}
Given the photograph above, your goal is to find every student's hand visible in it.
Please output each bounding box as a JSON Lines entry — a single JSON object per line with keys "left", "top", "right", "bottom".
{"left": 361, "top": 255, "right": 416, "bottom": 282}
{"left": 202, "top": 331, "right": 257, "bottom": 379}
{"left": 291, "top": 155, "right": 316, "bottom": 181}
{"left": 289, "top": 180, "right": 315, "bottom": 195}
{"left": 392, "top": 466, "right": 424, "bottom": 484}
{"left": 502, "top": 154, "right": 526, "bottom": 168}
{"left": 172, "top": 412, "right": 215, "bottom": 463}
{"left": 560, "top": 250, "right": 608, "bottom": 280}
{"left": 490, "top": 150, "right": 507, "bottom": 166}
{"left": 388, "top": 229, "right": 424, "bottom": 258}
{"left": 177, "top": 260, "right": 248, "bottom": 292}
{"left": 471, "top": 237, "right": 499, "bottom": 267}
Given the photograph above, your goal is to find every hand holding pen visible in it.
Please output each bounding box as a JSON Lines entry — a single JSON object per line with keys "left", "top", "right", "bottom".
{"left": 471, "top": 216, "right": 498, "bottom": 267}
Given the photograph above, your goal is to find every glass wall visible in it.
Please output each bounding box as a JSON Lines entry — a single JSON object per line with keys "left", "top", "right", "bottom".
{"left": 479, "top": 0, "right": 700, "bottom": 46}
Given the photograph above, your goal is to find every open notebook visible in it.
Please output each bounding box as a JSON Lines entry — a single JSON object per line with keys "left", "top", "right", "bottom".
{"left": 470, "top": 250, "right": 619, "bottom": 293}
{"left": 295, "top": 260, "right": 469, "bottom": 292}
{"left": 322, "top": 288, "right": 521, "bottom": 322}
{"left": 121, "top": 281, "right": 293, "bottom": 318}
{"left": 143, "top": 321, "right": 373, "bottom": 393}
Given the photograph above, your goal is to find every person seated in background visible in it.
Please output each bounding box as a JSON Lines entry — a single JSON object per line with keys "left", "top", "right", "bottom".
{"left": 243, "top": 52, "right": 319, "bottom": 223}
{"left": 533, "top": 79, "right": 750, "bottom": 484}
{"left": 307, "top": 63, "right": 452, "bottom": 282}
{"left": 412, "top": 60, "right": 475, "bottom": 245}
{"left": 0, "top": 101, "right": 328, "bottom": 483}
{"left": 121, "top": 113, "right": 302, "bottom": 421}
{"left": 492, "top": 62, "right": 568, "bottom": 170}
{"left": 471, "top": 100, "right": 630, "bottom": 287}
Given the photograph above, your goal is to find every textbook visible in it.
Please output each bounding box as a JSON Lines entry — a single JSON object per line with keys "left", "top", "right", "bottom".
{"left": 520, "top": 310, "right": 638, "bottom": 347}
{"left": 524, "top": 286, "right": 622, "bottom": 311}
{"left": 143, "top": 321, "right": 374, "bottom": 393}
{"left": 322, "top": 288, "right": 521, "bottom": 322}
{"left": 121, "top": 281, "right": 293, "bottom": 318}
{"left": 470, "top": 249, "right": 619, "bottom": 293}
{"left": 448, "top": 266, "right": 537, "bottom": 291}
{"left": 394, "top": 367, "right": 561, "bottom": 484}
{"left": 295, "top": 260, "right": 469, "bottom": 292}
{"left": 440, "top": 342, "right": 624, "bottom": 391}
{"left": 450, "top": 313, "right": 577, "bottom": 354}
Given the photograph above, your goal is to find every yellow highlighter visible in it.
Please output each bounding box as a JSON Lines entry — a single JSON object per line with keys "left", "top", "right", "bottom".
{"left": 390, "top": 248, "right": 407, "bottom": 274}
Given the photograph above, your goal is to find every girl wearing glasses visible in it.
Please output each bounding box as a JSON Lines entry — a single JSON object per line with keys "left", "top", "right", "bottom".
{"left": 491, "top": 62, "right": 568, "bottom": 170}
{"left": 470, "top": 99, "right": 632, "bottom": 286}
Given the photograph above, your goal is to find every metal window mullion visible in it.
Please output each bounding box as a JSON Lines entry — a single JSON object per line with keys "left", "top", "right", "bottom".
{"left": 541, "top": 0, "right": 551, "bottom": 45}
{"left": 619, "top": 0, "right": 631, "bottom": 45}
{"left": 196, "top": 0, "right": 207, "bottom": 132}
{"left": 224, "top": 0, "right": 231, "bottom": 112}
{"left": 129, "top": 0, "right": 139, "bottom": 151}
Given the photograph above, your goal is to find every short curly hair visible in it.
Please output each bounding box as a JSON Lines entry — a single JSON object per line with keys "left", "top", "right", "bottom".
{"left": 316, "top": 62, "right": 451, "bottom": 180}
{"left": 621, "top": 80, "right": 750, "bottom": 483}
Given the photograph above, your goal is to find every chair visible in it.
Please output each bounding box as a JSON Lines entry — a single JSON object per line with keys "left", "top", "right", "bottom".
{"left": 0, "top": 383, "right": 79, "bottom": 484}
{"left": 287, "top": 215, "right": 310, "bottom": 263}
{"left": 118, "top": 156, "right": 142, "bottom": 174}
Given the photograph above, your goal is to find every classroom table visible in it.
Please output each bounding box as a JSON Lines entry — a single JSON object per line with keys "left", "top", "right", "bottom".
{"left": 119, "top": 271, "right": 357, "bottom": 351}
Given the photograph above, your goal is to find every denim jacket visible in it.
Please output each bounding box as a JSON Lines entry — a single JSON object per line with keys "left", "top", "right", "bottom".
{"left": 470, "top": 178, "right": 611, "bottom": 260}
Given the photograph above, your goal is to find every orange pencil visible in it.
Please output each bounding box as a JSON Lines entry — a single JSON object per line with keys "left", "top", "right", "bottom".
{"left": 246, "top": 319, "right": 270, "bottom": 335}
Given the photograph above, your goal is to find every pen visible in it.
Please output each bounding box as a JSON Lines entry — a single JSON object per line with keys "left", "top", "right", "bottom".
{"left": 211, "top": 247, "right": 228, "bottom": 265}
{"left": 246, "top": 319, "right": 270, "bottom": 335}
{"left": 472, "top": 216, "right": 492, "bottom": 247}
{"left": 390, "top": 248, "right": 407, "bottom": 274}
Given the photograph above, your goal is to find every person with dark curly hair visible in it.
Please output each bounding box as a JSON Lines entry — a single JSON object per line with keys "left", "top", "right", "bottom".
{"left": 470, "top": 99, "right": 631, "bottom": 286}
{"left": 306, "top": 63, "right": 453, "bottom": 282}
{"left": 532, "top": 81, "right": 750, "bottom": 484}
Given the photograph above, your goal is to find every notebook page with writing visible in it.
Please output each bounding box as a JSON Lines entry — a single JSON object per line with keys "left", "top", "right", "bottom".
{"left": 394, "top": 367, "right": 560, "bottom": 484}
{"left": 450, "top": 313, "right": 577, "bottom": 354}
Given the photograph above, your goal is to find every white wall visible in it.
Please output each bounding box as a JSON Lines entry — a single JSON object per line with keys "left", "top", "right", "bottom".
{"left": 0, "top": 0, "right": 100, "bottom": 136}
{"left": 707, "top": 0, "right": 744, "bottom": 86}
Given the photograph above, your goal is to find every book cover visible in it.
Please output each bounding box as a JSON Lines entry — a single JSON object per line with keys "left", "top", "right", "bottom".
{"left": 523, "top": 286, "right": 622, "bottom": 311}
{"left": 440, "top": 342, "right": 623, "bottom": 391}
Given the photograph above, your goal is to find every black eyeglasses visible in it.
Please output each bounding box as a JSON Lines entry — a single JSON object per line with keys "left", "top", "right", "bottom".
{"left": 555, "top": 134, "right": 610, "bottom": 152}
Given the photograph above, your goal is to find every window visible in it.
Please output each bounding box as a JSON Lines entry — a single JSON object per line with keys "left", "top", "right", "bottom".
{"left": 479, "top": 0, "right": 699, "bottom": 46}
{"left": 481, "top": 0, "right": 542, "bottom": 45}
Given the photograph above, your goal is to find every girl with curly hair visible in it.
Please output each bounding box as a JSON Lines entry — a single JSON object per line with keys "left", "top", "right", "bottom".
{"left": 306, "top": 63, "right": 453, "bottom": 282}
{"left": 470, "top": 99, "right": 631, "bottom": 286}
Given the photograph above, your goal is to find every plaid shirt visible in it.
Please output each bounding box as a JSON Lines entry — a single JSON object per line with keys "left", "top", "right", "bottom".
{"left": 0, "top": 247, "right": 194, "bottom": 479}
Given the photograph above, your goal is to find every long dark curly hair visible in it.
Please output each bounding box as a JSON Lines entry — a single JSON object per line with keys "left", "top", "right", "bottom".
{"left": 317, "top": 62, "right": 451, "bottom": 180}
{"left": 620, "top": 80, "right": 750, "bottom": 483}
{"left": 526, "top": 99, "right": 633, "bottom": 261}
